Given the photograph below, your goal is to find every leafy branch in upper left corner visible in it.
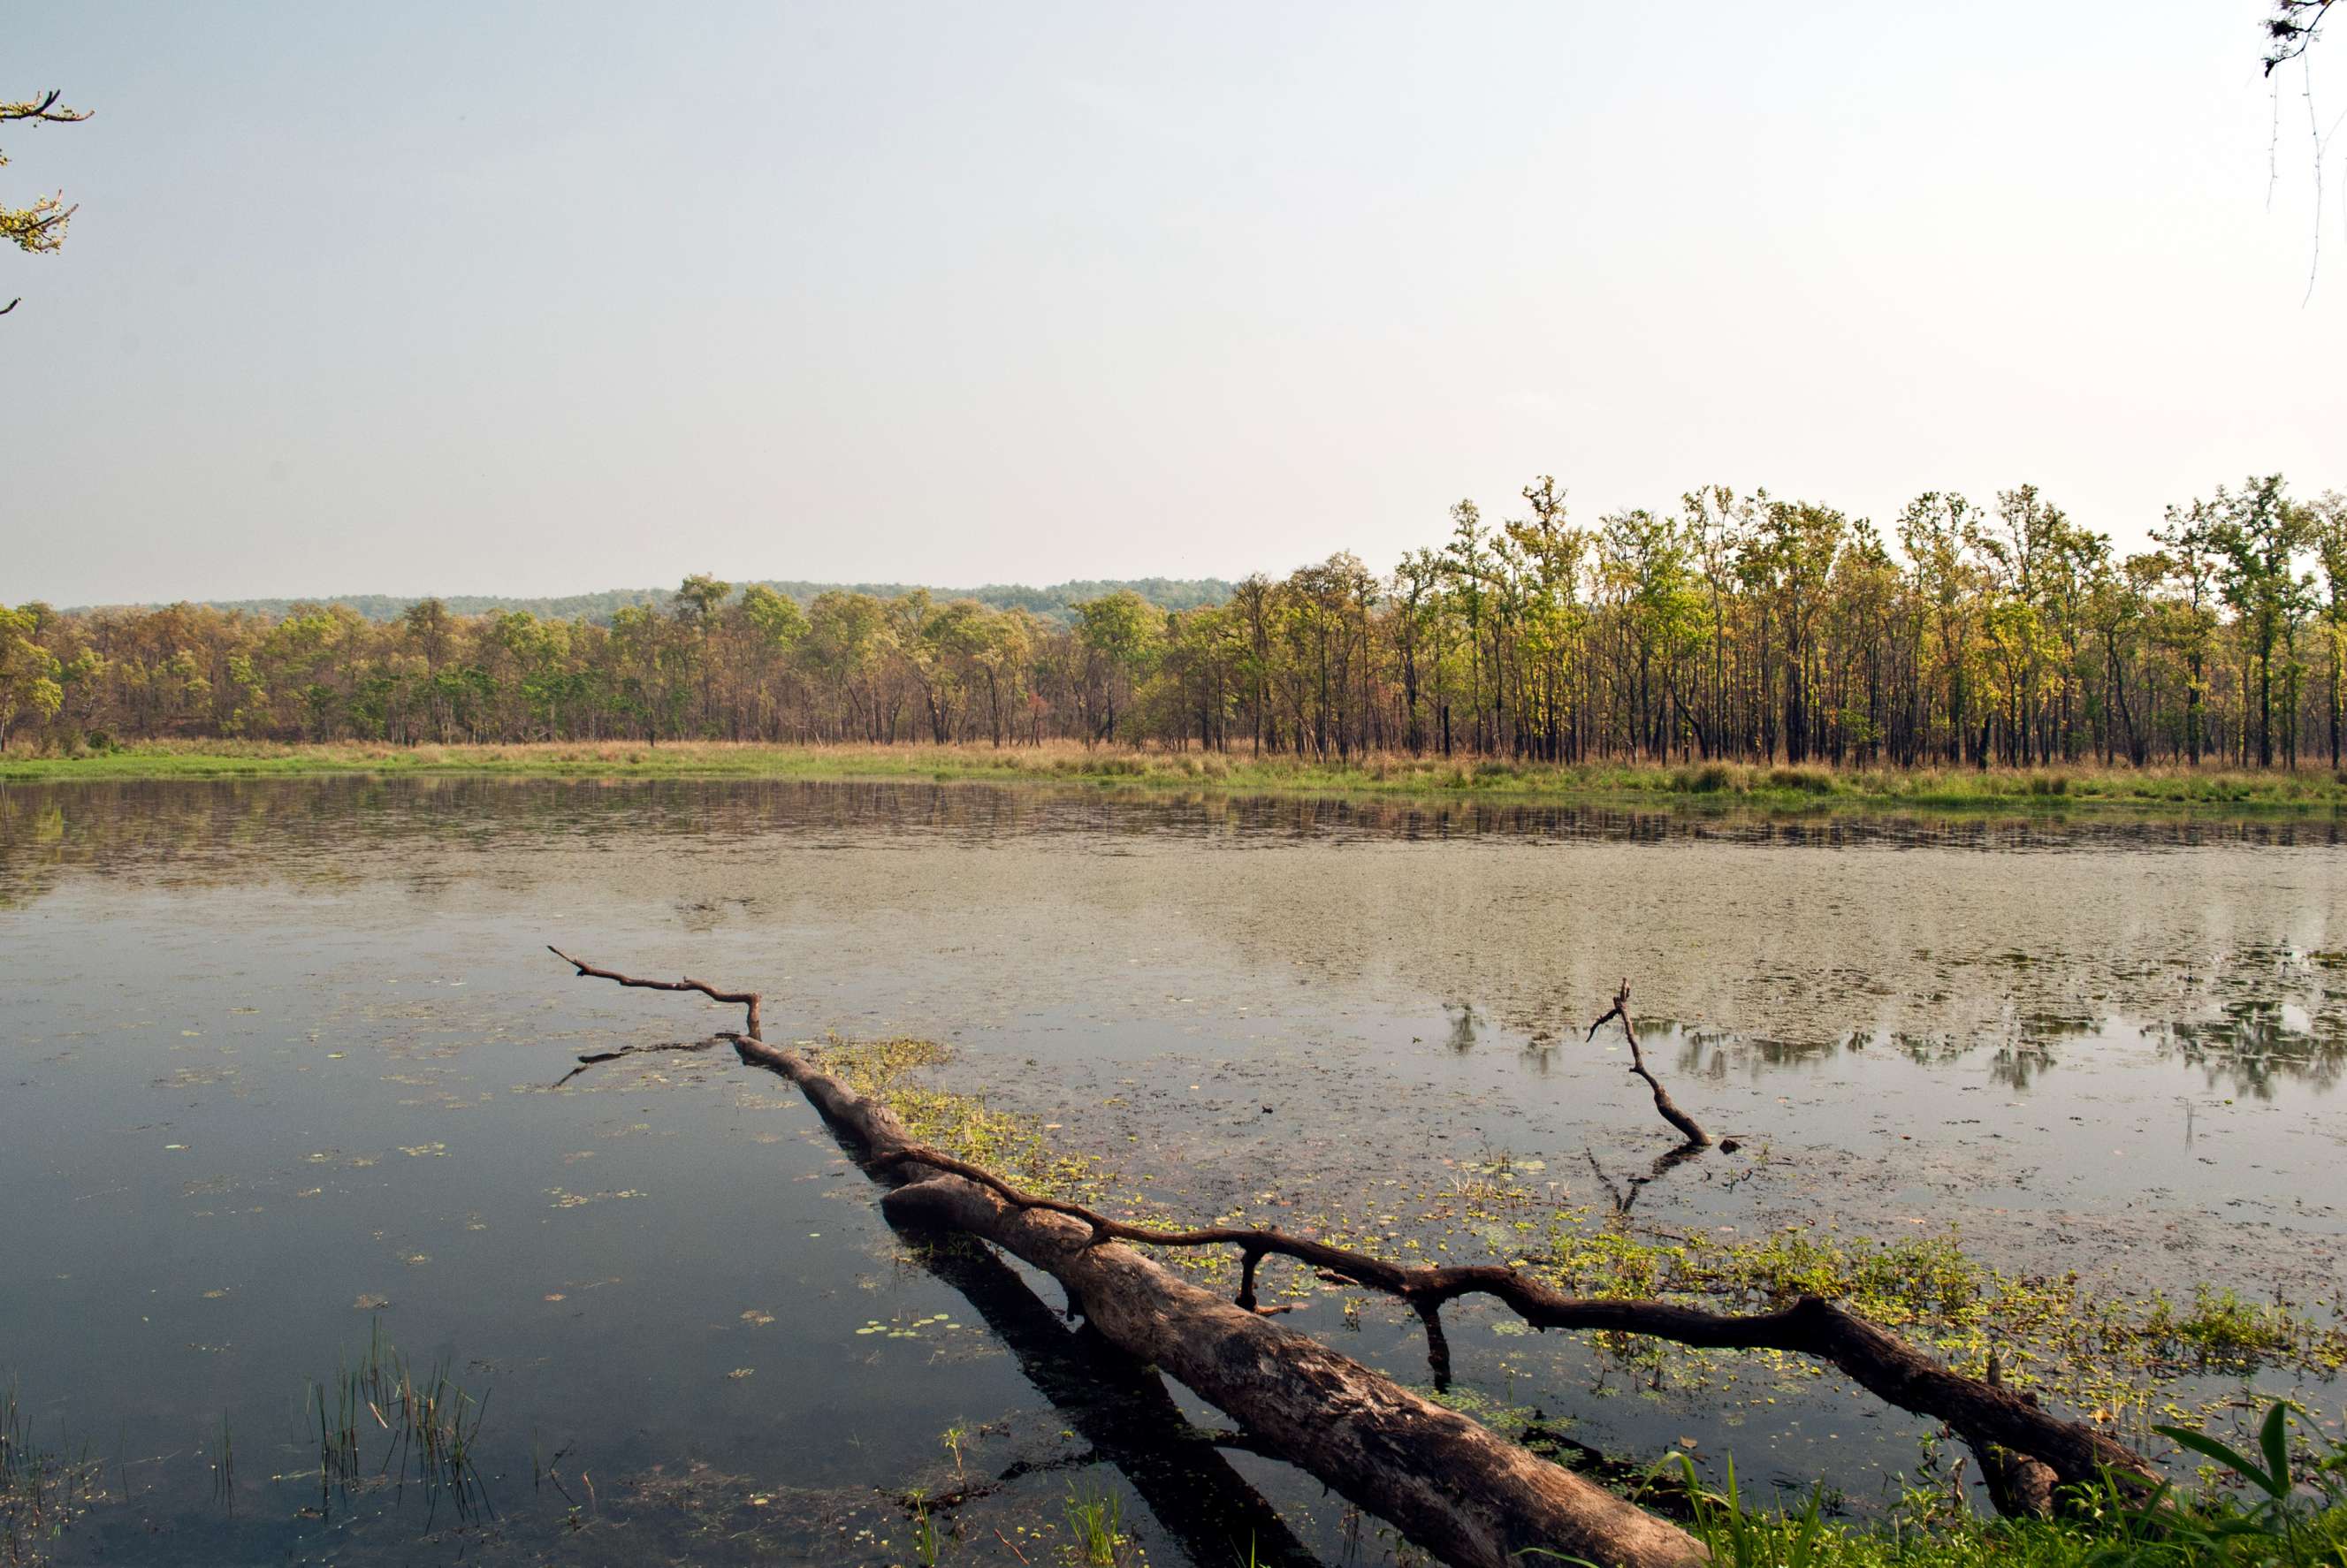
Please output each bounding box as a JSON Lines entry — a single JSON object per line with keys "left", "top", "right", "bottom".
{"left": 2, "top": 88, "right": 94, "bottom": 315}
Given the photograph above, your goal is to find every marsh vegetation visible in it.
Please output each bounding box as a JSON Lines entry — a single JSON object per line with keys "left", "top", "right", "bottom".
{"left": 19, "top": 740, "right": 2347, "bottom": 819}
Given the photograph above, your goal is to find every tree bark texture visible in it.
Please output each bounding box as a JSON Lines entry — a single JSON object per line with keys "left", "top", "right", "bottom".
{"left": 551, "top": 951, "right": 2157, "bottom": 1567}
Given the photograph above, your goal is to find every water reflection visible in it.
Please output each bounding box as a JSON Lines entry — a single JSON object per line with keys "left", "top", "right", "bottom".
{"left": 1644, "top": 1011, "right": 2347, "bottom": 1100}
{"left": 2157, "top": 1018, "right": 2347, "bottom": 1096}
{"left": 15, "top": 779, "right": 2345, "bottom": 1097}
{"left": 8, "top": 774, "right": 2347, "bottom": 910}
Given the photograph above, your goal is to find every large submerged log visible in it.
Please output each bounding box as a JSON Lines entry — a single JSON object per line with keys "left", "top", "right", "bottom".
{"left": 550, "top": 950, "right": 2155, "bottom": 1565}
{"left": 751, "top": 1031, "right": 1701, "bottom": 1567}
{"left": 898, "top": 1229, "right": 1324, "bottom": 1566}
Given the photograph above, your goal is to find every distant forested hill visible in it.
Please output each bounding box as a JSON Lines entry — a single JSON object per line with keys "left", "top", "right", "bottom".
{"left": 72, "top": 577, "right": 1237, "bottom": 627}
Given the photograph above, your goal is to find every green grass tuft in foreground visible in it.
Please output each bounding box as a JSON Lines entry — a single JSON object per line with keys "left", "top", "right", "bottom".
{"left": 1598, "top": 1404, "right": 2347, "bottom": 1566}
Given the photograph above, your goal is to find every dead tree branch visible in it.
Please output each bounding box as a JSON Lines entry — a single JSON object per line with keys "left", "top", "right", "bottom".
{"left": 551, "top": 952, "right": 2159, "bottom": 1563}
{"left": 547, "top": 945, "right": 761, "bottom": 1038}
{"left": 1587, "top": 979, "right": 1711, "bottom": 1147}
{"left": 2267, "top": 0, "right": 2336, "bottom": 73}
{"left": 855, "top": 1130, "right": 2150, "bottom": 1505}
{"left": 552, "top": 954, "right": 1702, "bottom": 1568}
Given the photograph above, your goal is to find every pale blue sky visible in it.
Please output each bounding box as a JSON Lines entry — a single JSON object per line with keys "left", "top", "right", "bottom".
{"left": 6, "top": 2, "right": 2341, "bottom": 605}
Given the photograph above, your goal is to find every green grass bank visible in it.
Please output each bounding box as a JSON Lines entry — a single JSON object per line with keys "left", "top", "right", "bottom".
{"left": 6, "top": 740, "right": 2347, "bottom": 812}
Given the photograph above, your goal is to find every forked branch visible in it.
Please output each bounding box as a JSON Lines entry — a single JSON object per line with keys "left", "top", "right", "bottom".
{"left": 855, "top": 1129, "right": 2135, "bottom": 1506}
{"left": 547, "top": 945, "right": 762, "bottom": 1038}
{"left": 1587, "top": 978, "right": 1711, "bottom": 1147}
{"left": 0, "top": 90, "right": 94, "bottom": 124}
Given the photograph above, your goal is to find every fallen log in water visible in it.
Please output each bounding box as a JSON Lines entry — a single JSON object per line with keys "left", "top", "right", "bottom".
{"left": 895, "top": 1229, "right": 1323, "bottom": 1566}
{"left": 550, "top": 949, "right": 2157, "bottom": 1564}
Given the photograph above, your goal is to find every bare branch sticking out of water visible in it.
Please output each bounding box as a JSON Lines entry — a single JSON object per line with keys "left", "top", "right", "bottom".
{"left": 1586, "top": 978, "right": 1712, "bottom": 1147}
{"left": 547, "top": 946, "right": 762, "bottom": 1039}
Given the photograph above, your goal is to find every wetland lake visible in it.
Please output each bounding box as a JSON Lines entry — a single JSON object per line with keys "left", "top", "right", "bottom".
{"left": 4, "top": 777, "right": 2346, "bottom": 1565}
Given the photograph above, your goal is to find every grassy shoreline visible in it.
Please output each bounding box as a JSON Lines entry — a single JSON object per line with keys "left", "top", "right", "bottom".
{"left": 4, "top": 739, "right": 2347, "bottom": 811}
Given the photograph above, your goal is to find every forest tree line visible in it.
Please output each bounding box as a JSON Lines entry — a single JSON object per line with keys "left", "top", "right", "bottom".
{"left": 148, "top": 575, "right": 1237, "bottom": 630}
{"left": 6, "top": 476, "right": 2347, "bottom": 769}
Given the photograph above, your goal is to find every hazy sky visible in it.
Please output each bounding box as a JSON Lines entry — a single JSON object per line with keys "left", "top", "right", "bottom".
{"left": 7, "top": 2, "right": 2342, "bottom": 605}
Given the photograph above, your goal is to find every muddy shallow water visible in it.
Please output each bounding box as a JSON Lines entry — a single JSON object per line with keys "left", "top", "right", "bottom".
{"left": 3, "top": 778, "right": 2344, "bottom": 1564}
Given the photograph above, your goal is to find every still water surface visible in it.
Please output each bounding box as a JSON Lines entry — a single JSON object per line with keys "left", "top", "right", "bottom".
{"left": 4, "top": 779, "right": 2345, "bottom": 1564}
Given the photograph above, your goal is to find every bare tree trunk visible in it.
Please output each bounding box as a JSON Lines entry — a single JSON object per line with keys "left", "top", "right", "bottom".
{"left": 899, "top": 1230, "right": 1323, "bottom": 1565}
{"left": 549, "top": 951, "right": 2160, "bottom": 1566}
